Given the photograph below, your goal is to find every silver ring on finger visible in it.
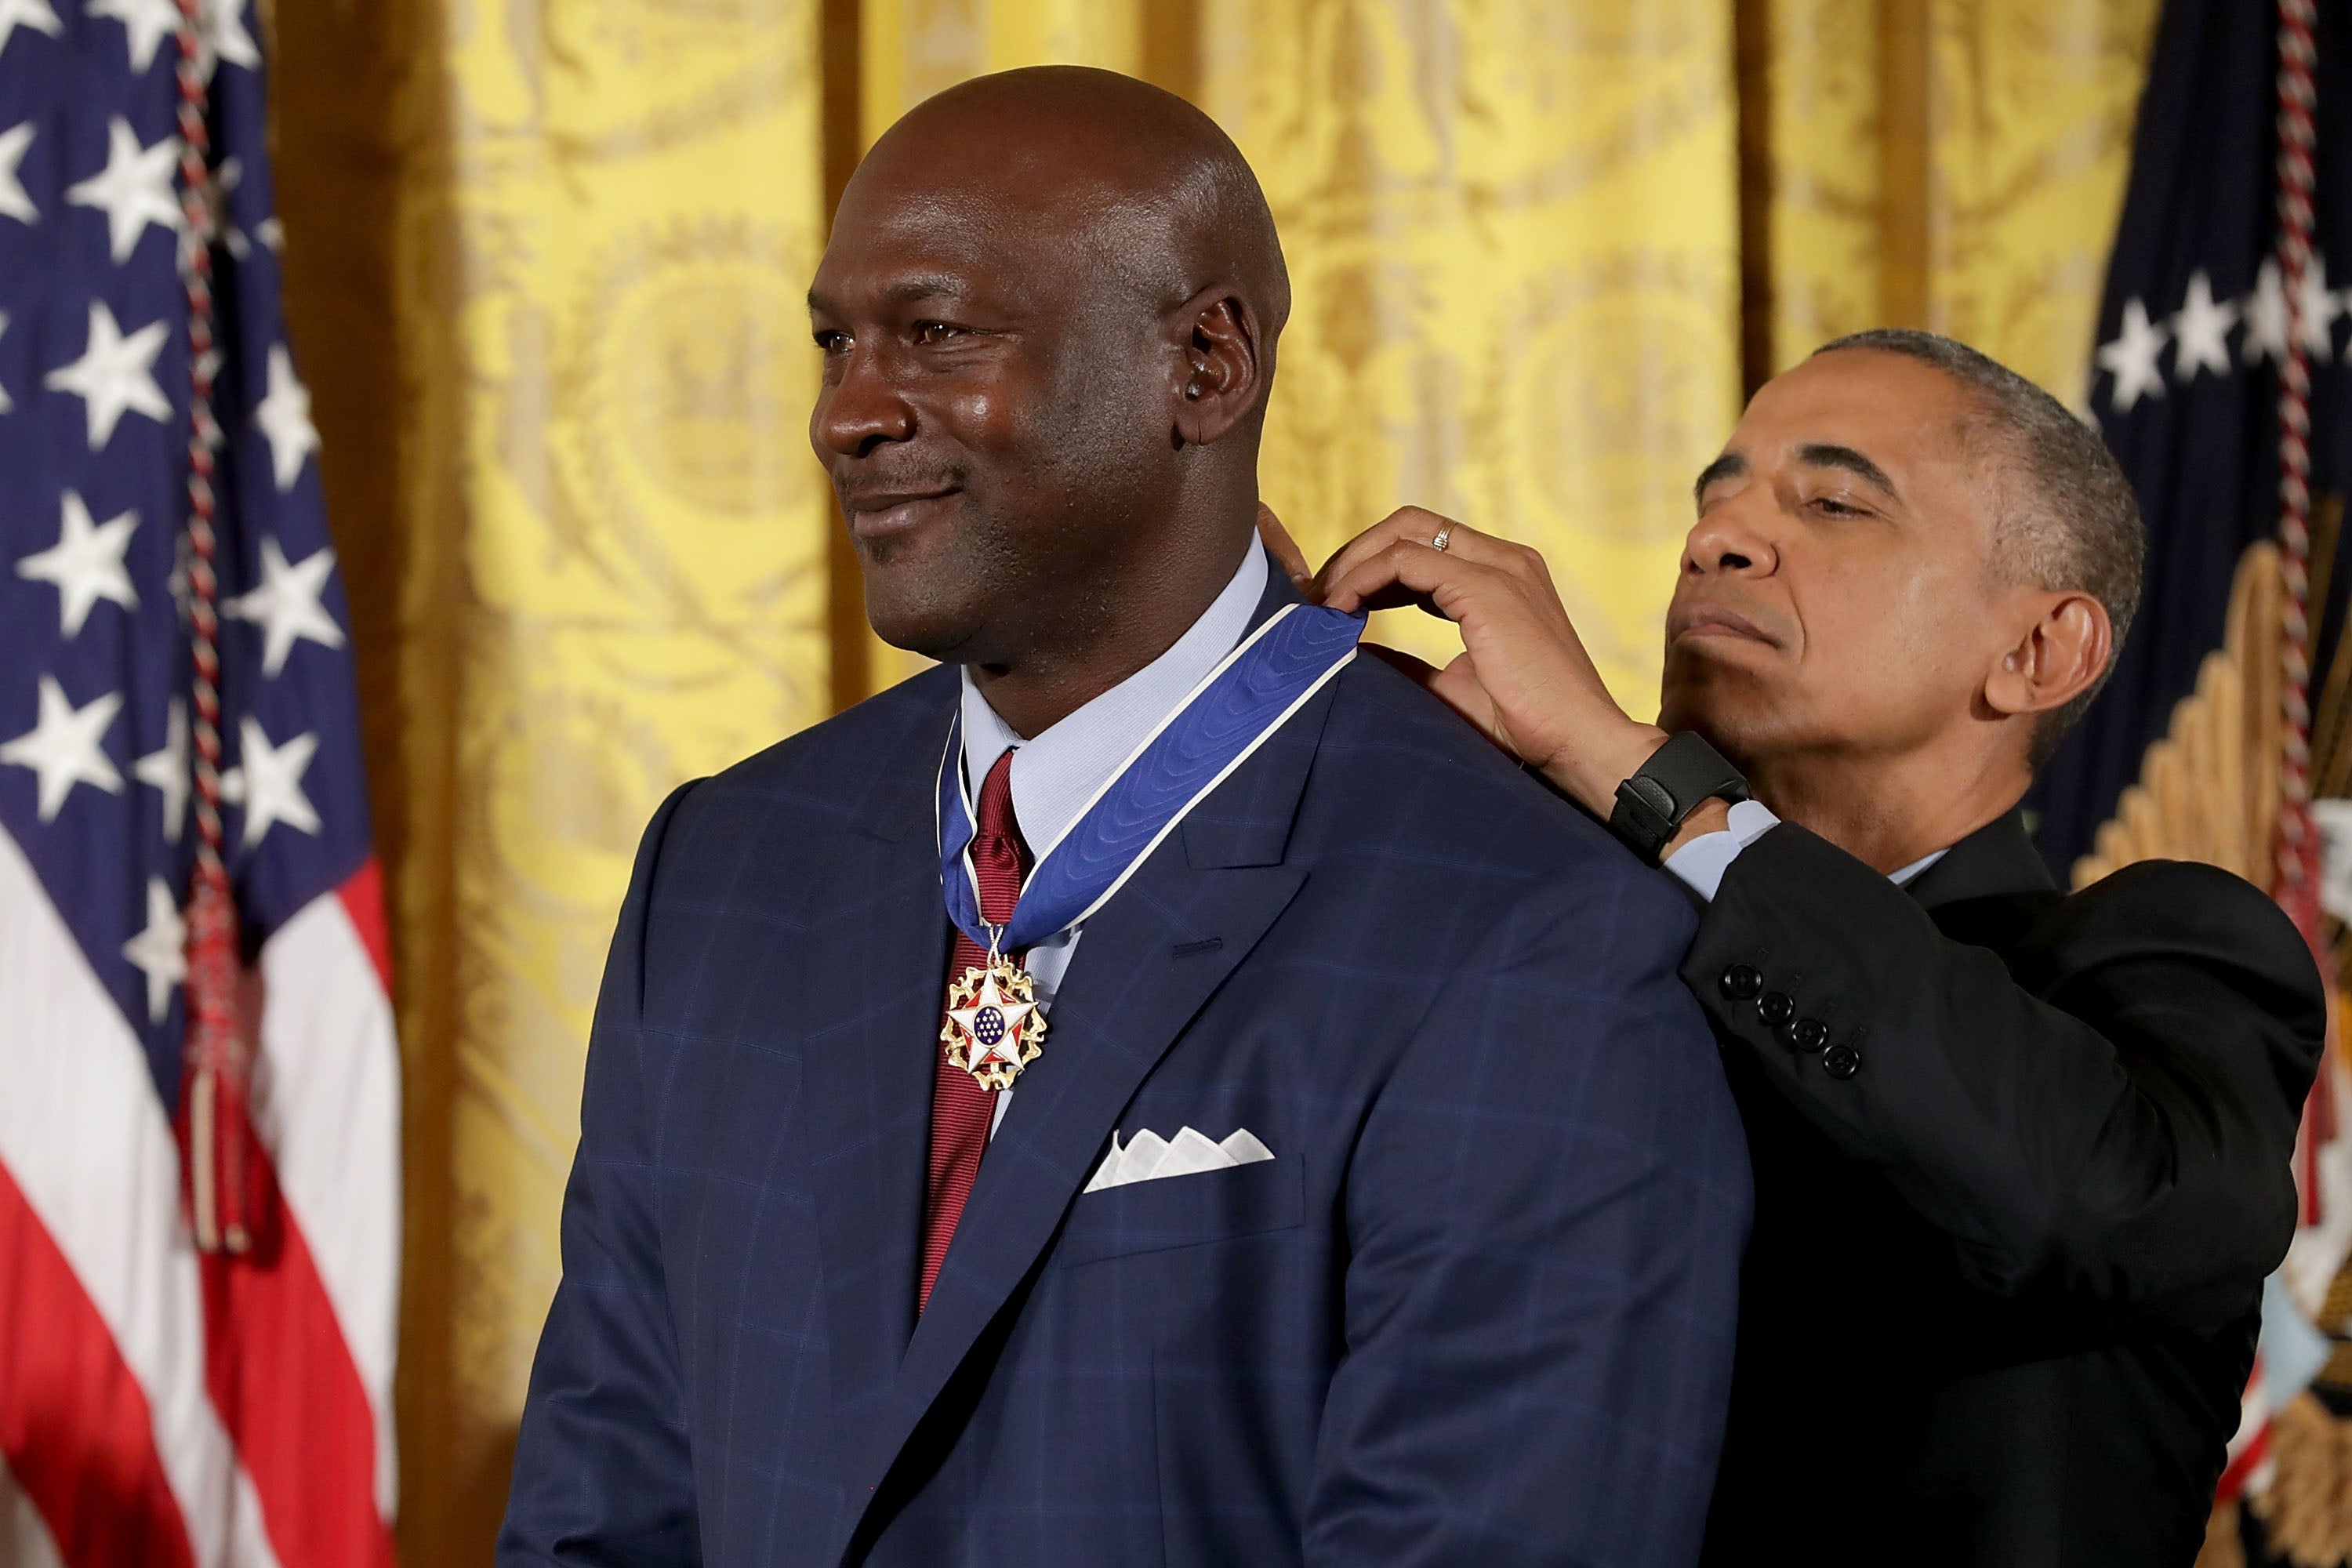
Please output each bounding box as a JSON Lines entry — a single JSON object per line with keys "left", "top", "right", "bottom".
{"left": 1431, "top": 526, "right": 1452, "bottom": 553}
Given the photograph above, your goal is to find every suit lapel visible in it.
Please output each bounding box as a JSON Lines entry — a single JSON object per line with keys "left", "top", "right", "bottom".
{"left": 797, "top": 681, "right": 956, "bottom": 1479}
{"left": 828, "top": 670, "right": 1339, "bottom": 1559}
{"left": 1901, "top": 809, "right": 2060, "bottom": 952}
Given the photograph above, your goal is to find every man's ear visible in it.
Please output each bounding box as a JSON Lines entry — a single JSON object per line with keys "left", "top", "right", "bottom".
{"left": 1983, "top": 590, "right": 2112, "bottom": 723}
{"left": 1169, "top": 285, "right": 1260, "bottom": 448}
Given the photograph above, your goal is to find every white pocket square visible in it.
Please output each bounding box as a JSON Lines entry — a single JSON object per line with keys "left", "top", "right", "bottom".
{"left": 1083, "top": 1126, "right": 1275, "bottom": 1192}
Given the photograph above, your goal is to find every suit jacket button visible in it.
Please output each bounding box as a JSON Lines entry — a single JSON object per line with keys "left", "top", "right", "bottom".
{"left": 1822, "top": 1042, "right": 1861, "bottom": 1080}
{"left": 1784, "top": 1018, "right": 1829, "bottom": 1052}
{"left": 1756, "top": 991, "right": 1795, "bottom": 1028}
{"left": 1720, "top": 963, "right": 1764, "bottom": 1001}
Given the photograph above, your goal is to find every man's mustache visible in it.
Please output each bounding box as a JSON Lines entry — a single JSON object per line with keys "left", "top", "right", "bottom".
{"left": 1666, "top": 596, "right": 1785, "bottom": 649}
{"left": 834, "top": 469, "right": 970, "bottom": 512}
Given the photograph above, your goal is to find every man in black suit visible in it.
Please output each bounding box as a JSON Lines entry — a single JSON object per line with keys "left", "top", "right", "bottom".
{"left": 1279, "top": 328, "right": 2328, "bottom": 1566}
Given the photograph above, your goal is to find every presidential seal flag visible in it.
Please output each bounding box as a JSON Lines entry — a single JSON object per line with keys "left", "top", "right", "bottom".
{"left": 2035, "top": 0, "right": 2352, "bottom": 878}
{"left": 0, "top": 0, "right": 400, "bottom": 1564}
{"left": 2036, "top": 2, "right": 2352, "bottom": 1563}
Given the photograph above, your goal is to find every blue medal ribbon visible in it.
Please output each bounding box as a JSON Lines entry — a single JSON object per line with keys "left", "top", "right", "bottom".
{"left": 938, "top": 602, "right": 1365, "bottom": 954}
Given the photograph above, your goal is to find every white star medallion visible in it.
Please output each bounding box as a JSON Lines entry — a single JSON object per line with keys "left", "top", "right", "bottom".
{"left": 65, "top": 116, "right": 180, "bottom": 263}
{"left": 134, "top": 698, "right": 189, "bottom": 841}
{"left": 0, "top": 122, "right": 35, "bottom": 226}
{"left": 1, "top": 676, "right": 124, "bottom": 822}
{"left": 252, "top": 346, "right": 321, "bottom": 491}
{"left": 2096, "top": 296, "right": 2169, "bottom": 413}
{"left": 44, "top": 301, "right": 172, "bottom": 450}
{"left": 230, "top": 716, "right": 321, "bottom": 849}
{"left": 122, "top": 877, "right": 187, "bottom": 1023}
{"left": 16, "top": 491, "right": 139, "bottom": 637}
{"left": 2169, "top": 270, "right": 2239, "bottom": 382}
{"left": 2245, "top": 260, "right": 2289, "bottom": 365}
{"left": 0, "top": 0, "right": 63, "bottom": 60}
{"left": 225, "top": 536, "right": 343, "bottom": 675}
{"left": 197, "top": 0, "right": 257, "bottom": 77}
{"left": 2296, "top": 253, "right": 2343, "bottom": 361}
{"left": 942, "top": 957, "right": 1046, "bottom": 1090}
{"left": 87, "top": 0, "right": 179, "bottom": 71}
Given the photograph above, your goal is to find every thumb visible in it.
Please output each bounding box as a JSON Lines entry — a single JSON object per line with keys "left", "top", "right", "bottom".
{"left": 1365, "top": 645, "right": 1516, "bottom": 759}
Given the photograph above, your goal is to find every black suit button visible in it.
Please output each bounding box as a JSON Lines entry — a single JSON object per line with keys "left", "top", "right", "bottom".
{"left": 1719, "top": 964, "right": 1764, "bottom": 1001}
{"left": 1756, "top": 991, "right": 1795, "bottom": 1028}
{"left": 1822, "top": 1042, "right": 1861, "bottom": 1080}
{"left": 1784, "top": 1018, "right": 1830, "bottom": 1053}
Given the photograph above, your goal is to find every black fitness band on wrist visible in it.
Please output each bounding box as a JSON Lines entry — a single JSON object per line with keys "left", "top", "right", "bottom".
{"left": 1606, "top": 732, "right": 1751, "bottom": 866}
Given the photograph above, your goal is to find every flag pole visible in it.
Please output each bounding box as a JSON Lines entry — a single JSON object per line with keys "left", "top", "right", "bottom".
{"left": 2276, "top": 0, "right": 2323, "bottom": 942}
{"left": 172, "top": 0, "right": 256, "bottom": 1257}
{"left": 2271, "top": 0, "right": 2342, "bottom": 1247}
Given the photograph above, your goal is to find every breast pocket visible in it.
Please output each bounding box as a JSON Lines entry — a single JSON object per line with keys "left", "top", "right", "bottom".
{"left": 1055, "top": 1153, "right": 1304, "bottom": 1267}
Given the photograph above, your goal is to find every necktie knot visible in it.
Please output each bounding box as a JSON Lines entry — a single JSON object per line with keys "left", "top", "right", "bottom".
{"left": 972, "top": 749, "right": 1030, "bottom": 931}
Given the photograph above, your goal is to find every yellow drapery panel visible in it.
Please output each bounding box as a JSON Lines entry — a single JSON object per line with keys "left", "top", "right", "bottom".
{"left": 262, "top": 3, "right": 2173, "bottom": 1560}
{"left": 275, "top": 0, "right": 830, "bottom": 1559}
{"left": 1202, "top": 0, "right": 1743, "bottom": 709}
{"left": 1758, "top": 0, "right": 2158, "bottom": 405}
{"left": 860, "top": 0, "right": 1144, "bottom": 129}
{"left": 1755, "top": 0, "right": 1882, "bottom": 368}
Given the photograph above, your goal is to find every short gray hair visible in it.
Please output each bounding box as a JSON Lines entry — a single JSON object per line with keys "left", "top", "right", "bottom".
{"left": 1813, "top": 328, "right": 2145, "bottom": 768}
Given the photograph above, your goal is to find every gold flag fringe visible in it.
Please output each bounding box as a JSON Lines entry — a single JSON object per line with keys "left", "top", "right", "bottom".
{"left": 2245, "top": 1235, "right": 2352, "bottom": 1568}
{"left": 2203, "top": 1498, "right": 2249, "bottom": 1568}
{"left": 2073, "top": 541, "right": 2282, "bottom": 892}
{"left": 2249, "top": 1396, "right": 2352, "bottom": 1566}
{"left": 2078, "top": 526, "right": 2352, "bottom": 1564}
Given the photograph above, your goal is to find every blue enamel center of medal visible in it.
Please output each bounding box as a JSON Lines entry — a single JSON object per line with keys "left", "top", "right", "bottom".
{"left": 940, "top": 603, "right": 1364, "bottom": 953}
{"left": 975, "top": 1007, "right": 1005, "bottom": 1044}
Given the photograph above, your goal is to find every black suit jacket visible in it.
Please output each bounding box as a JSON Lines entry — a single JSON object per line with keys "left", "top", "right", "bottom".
{"left": 1690, "top": 812, "right": 2325, "bottom": 1566}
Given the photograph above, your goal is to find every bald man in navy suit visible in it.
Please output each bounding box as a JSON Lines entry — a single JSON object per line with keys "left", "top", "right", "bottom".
{"left": 500, "top": 67, "right": 1751, "bottom": 1568}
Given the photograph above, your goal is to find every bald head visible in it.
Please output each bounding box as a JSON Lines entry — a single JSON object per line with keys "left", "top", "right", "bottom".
{"left": 856, "top": 66, "right": 1290, "bottom": 356}
{"left": 810, "top": 67, "right": 1290, "bottom": 731}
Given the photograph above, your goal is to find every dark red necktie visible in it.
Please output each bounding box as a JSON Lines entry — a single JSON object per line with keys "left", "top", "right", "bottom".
{"left": 919, "top": 747, "right": 1031, "bottom": 1313}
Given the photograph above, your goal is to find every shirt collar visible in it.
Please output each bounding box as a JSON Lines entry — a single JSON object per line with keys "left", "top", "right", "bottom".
{"left": 960, "top": 542, "right": 1269, "bottom": 855}
{"left": 1891, "top": 847, "right": 1950, "bottom": 886}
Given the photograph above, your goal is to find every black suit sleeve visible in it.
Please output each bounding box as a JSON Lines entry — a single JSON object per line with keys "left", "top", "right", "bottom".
{"left": 1685, "top": 823, "right": 2325, "bottom": 1330}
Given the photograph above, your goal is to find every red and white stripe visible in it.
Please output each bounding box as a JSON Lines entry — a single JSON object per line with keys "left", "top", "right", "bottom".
{"left": 0, "top": 1457, "right": 69, "bottom": 1568}
{"left": 2221, "top": 1352, "right": 2278, "bottom": 1504}
{"left": 0, "top": 823, "right": 399, "bottom": 1566}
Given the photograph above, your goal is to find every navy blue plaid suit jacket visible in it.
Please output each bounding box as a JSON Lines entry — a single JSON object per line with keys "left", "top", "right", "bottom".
{"left": 499, "top": 579, "right": 1752, "bottom": 1568}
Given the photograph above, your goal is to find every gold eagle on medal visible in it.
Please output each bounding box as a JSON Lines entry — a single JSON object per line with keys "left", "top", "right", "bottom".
{"left": 942, "top": 956, "right": 1045, "bottom": 1090}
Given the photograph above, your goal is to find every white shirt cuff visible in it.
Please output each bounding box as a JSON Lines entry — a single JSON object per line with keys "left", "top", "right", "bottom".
{"left": 1661, "top": 799, "right": 1782, "bottom": 903}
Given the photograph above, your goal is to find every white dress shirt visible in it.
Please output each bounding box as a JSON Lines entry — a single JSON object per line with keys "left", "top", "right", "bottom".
{"left": 1664, "top": 798, "right": 1949, "bottom": 901}
{"left": 957, "top": 541, "right": 1268, "bottom": 1132}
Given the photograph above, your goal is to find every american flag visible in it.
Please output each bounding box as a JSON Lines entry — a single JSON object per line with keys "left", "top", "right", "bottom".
{"left": 2052, "top": 0, "right": 2351, "bottom": 1551}
{"left": 0, "top": 1, "right": 400, "bottom": 1565}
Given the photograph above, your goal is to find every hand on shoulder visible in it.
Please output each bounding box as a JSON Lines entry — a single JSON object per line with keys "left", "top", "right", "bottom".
{"left": 1258, "top": 503, "right": 1729, "bottom": 852}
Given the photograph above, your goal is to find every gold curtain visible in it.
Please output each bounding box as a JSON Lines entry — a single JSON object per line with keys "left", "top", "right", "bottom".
{"left": 274, "top": 0, "right": 831, "bottom": 1558}
{"left": 1204, "top": 1, "right": 1740, "bottom": 702}
{"left": 262, "top": 1, "right": 2159, "bottom": 1560}
{"left": 1756, "top": 0, "right": 2157, "bottom": 403}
